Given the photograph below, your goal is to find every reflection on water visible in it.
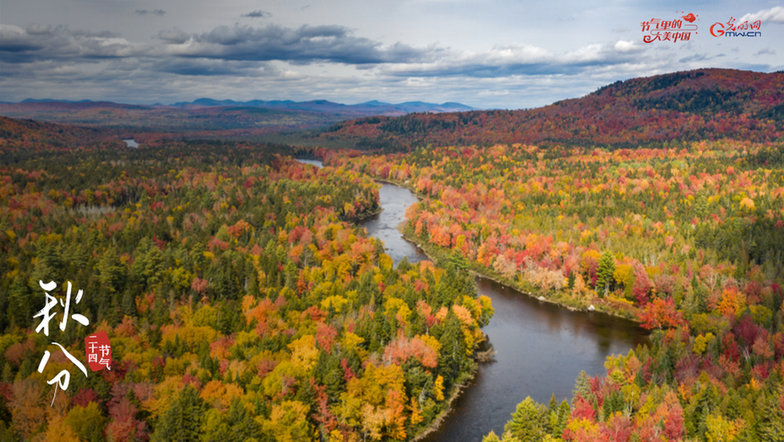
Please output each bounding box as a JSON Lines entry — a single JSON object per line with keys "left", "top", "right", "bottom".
{"left": 297, "top": 159, "right": 650, "bottom": 441}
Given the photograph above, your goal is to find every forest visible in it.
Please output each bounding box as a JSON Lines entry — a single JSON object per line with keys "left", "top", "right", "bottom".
{"left": 0, "top": 120, "right": 492, "bottom": 441}
{"left": 326, "top": 139, "right": 784, "bottom": 441}
{"left": 2, "top": 67, "right": 784, "bottom": 442}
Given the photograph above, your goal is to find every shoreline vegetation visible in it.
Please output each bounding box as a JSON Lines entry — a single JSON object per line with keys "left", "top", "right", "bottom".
{"left": 361, "top": 178, "right": 485, "bottom": 442}
{"left": 366, "top": 169, "right": 649, "bottom": 442}
{"left": 372, "top": 187, "right": 638, "bottom": 442}
{"left": 326, "top": 141, "right": 784, "bottom": 442}
{"left": 410, "top": 362, "right": 478, "bottom": 442}
{"left": 378, "top": 175, "right": 642, "bottom": 324}
{"left": 350, "top": 176, "right": 494, "bottom": 442}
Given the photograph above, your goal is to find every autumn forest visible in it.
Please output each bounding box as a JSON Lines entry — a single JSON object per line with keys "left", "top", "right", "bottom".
{"left": 1, "top": 68, "right": 784, "bottom": 442}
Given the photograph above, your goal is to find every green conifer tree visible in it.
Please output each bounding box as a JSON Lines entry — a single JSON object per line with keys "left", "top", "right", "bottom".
{"left": 596, "top": 251, "right": 615, "bottom": 298}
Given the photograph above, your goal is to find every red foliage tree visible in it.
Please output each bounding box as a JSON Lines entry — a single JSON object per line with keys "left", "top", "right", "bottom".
{"left": 637, "top": 298, "right": 684, "bottom": 330}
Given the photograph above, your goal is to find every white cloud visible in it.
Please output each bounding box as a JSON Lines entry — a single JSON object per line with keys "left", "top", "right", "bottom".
{"left": 614, "top": 40, "right": 641, "bottom": 53}
{"left": 482, "top": 44, "right": 552, "bottom": 64}
{"left": 739, "top": 6, "right": 784, "bottom": 24}
{"left": 380, "top": 41, "right": 647, "bottom": 78}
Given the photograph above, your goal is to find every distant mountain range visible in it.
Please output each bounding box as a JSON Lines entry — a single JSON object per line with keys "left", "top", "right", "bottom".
{"left": 171, "top": 98, "right": 475, "bottom": 115}
{"left": 3, "top": 98, "right": 475, "bottom": 116}
{"left": 0, "top": 97, "right": 474, "bottom": 135}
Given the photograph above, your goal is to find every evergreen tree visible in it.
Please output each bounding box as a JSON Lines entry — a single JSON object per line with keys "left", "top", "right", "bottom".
{"left": 572, "top": 370, "right": 590, "bottom": 401}
{"left": 596, "top": 251, "right": 615, "bottom": 297}
{"left": 97, "top": 246, "right": 124, "bottom": 293}
{"left": 755, "top": 393, "right": 784, "bottom": 442}
{"left": 151, "top": 385, "right": 205, "bottom": 442}
{"left": 504, "top": 396, "right": 547, "bottom": 442}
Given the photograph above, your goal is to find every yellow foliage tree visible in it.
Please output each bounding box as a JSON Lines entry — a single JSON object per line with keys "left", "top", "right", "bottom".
{"left": 693, "top": 333, "right": 715, "bottom": 355}
{"left": 263, "top": 400, "right": 315, "bottom": 442}
{"left": 409, "top": 396, "right": 423, "bottom": 426}
{"left": 434, "top": 375, "right": 445, "bottom": 401}
{"left": 41, "top": 414, "right": 82, "bottom": 442}
{"left": 289, "top": 335, "right": 319, "bottom": 374}
{"left": 705, "top": 414, "right": 742, "bottom": 442}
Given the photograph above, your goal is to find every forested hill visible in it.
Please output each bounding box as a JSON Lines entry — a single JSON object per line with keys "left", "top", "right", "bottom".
{"left": 319, "top": 69, "right": 784, "bottom": 150}
{"left": 0, "top": 116, "right": 105, "bottom": 146}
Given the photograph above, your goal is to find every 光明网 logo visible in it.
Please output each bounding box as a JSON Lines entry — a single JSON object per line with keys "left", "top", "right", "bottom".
{"left": 710, "top": 17, "right": 762, "bottom": 37}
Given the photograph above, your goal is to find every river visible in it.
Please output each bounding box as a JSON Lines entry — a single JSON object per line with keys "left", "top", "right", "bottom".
{"left": 298, "top": 159, "right": 650, "bottom": 441}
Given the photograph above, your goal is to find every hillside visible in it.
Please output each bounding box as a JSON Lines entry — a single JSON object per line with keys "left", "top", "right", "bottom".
{"left": 319, "top": 69, "right": 784, "bottom": 149}
{"left": 0, "top": 116, "right": 114, "bottom": 159}
{"left": 0, "top": 101, "right": 343, "bottom": 134}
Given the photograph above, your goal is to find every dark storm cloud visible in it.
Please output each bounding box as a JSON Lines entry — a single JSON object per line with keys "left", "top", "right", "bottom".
{"left": 242, "top": 10, "right": 271, "bottom": 18}
{"left": 70, "top": 29, "right": 121, "bottom": 38}
{"left": 135, "top": 10, "right": 166, "bottom": 16}
{"left": 1, "top": 21, "right": 644, "bottom": 82}
{"left": 153, "top": 58, "right": 276, "bottom": 76}
{"left": 157, "top": 28, "right": 189, "bottom": 44}
{"left": 1, "top": 22, "right": 440, "bottom": 70}
{"left": 0, "top": 25, "right": 143, "bottom": 64}
{"left": 160, "top": 24, "right": 442, "bottom": 65}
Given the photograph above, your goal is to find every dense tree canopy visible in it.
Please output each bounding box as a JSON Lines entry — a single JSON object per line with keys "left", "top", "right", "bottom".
{"left": 0, "top": 127, "right": 492, "bottom": 441}
{"left": 328, "top": 139, "right": 784, "bottom": 441}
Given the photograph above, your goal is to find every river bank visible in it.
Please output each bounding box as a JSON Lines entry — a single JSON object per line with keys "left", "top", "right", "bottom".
{"left": 378, "top": 175, "right": 641, "bottom": 324}
{"left": 410, "top": 364, "right": 477, "bottom": 442}
{"left": 406, "top": 225, "right": 639, "bottom": 321}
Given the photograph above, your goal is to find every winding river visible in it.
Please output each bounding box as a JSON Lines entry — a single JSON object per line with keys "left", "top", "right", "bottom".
{"left": 299, "top": 160, "right": 650, "bottom": 441}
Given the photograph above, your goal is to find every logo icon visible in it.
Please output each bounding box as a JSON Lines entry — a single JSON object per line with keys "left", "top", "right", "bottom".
{"left": 641, "top": 13, "right": 698, "bottom": 43}
{"left": 85, "top": 330, "right": 113, "bottom": 371}
{"left": 710, "top": 17, "right": 762, "bottom": 38}
{"left": 710, "top": 22, "right": 725, "bottom": 37}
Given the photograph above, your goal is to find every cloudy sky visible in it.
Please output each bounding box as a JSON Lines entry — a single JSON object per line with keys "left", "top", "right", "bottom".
{"left": 1, "top": 0, "right": 783, "bottom": 109}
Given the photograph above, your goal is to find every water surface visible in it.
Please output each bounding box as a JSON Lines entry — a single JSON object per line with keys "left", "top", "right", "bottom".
{"left": 422, "top": 278, "right": 649, "bottom": 441}
{"left": 361, "top": 183, "right": 428, "bottom": 266}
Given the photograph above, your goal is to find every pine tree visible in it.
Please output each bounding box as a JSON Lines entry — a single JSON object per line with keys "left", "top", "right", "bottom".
{"left": 482, "top": 431, "right": 501, "bottom": 442}
{"left": 151, "top": 385, "right": 205, "bottom": 442}
{"left": 572, "top": 370, "right": 590, "bottom": 400}
{"left": 554, "top": 400, "right": 571, "bottom": 437}
{"left": 756, "top": 393, "right": 784, "bottom": 442}
{"left": 505, "top": 397, "right": 547, "bottom": 442}
{"left": 97, "top": 247, "right": 124, "bottom": 293}
{"left": 596, "top": 251, "right": 615, "bottom": 298}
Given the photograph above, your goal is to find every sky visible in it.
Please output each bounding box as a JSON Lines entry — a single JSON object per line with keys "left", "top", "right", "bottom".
{"left": 1, "top": 0, "right": 783, "bottom": 109}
